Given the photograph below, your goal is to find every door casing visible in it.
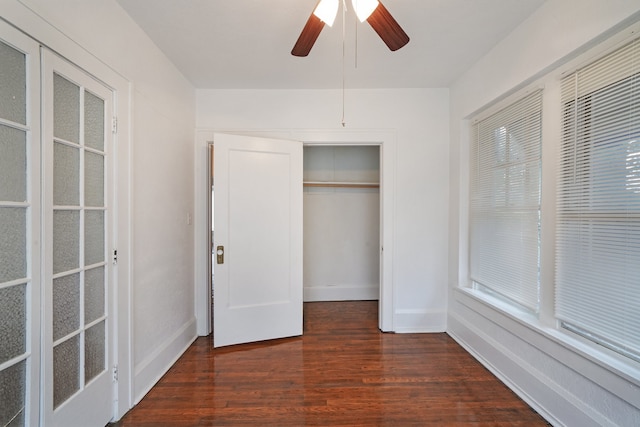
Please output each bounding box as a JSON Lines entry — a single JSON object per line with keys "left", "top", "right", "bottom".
{"left": 0, "top": 5, "right": 134, "bottom": 421}
{"left": 195, "top": 129, "right": 396, "bottom": 335}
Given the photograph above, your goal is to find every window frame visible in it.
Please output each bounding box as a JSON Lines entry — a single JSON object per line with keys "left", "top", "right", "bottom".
{"left": 459, "top": 22, "right": 640, "bottom": 379}
{"left": 555, "top": 41, "right": 640, "bottom": 362}
{"left": 468, "top": 90, "right": 543, "bottom": 314}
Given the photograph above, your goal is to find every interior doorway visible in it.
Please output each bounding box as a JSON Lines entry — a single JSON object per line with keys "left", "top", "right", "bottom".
{"left": 207, "top": 143, "right": 381, "bottom": 337}
{"left": 196, "top": 129, "right": 396, "bottom": 337}
{"left": 302, "top": 145, "right": 381, "bottom": 302}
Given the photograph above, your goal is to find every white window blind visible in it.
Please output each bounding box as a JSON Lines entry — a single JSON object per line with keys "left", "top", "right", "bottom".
{"left": 470, "top": 91, "right": 542, "bottom": 312}
{"left": 557, "top": 36, "right": 640, "bottom": 361}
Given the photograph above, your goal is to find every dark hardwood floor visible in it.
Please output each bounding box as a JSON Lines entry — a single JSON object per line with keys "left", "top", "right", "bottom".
{"left": 111, "top": 301, "right": 549, "bottom": 426}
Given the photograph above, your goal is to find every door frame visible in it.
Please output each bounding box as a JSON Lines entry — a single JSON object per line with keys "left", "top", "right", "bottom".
{"left": 195, "top": 129, "right": 396, "bottom": 334}
{"left": 0, "top": 5, "right": 134, "bottom": 421}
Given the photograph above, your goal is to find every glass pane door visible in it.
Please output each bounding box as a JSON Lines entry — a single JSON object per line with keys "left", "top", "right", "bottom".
{"left": 0, "top": 25, "right": 40, "bottom": 427}
{"left": 43, "top": 49, "right": 114, "bottom": 426}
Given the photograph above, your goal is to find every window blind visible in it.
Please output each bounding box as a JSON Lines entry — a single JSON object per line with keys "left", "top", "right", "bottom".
{"left": 557, "top": 37, "right": 640, "bottom": 360}
{"left": 470, "top": 90, "right": 542, "bottom": 312}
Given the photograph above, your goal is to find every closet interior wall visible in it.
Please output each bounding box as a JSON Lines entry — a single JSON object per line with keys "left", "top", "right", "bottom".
{"left": 303, "top": 145, "right": 381, "bottom": 302}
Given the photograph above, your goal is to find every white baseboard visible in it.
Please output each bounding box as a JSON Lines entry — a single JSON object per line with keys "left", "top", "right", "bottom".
{"left": 133, "top": 317, "right": 197, "bottom": 404}
{"left": 448, "top": 311, "right": 606, "bottom": 426}
{"left": 393, "top": 309, "right": 447, "bottom": 333}
{"left": 303, "top": 284, "right": 379, "bottom": 301}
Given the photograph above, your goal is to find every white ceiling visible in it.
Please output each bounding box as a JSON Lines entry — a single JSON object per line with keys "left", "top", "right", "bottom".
{"left": 116, "top": 0, "right": 545, "bottom": 89}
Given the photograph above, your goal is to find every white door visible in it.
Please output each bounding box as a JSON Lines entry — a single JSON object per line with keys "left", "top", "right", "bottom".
{"left": 41, "top": 49, "right": 115, "bottom": 426}
{"left": 0, "top": 22, "right": 41, "bottom": 427}
{"left": 213, "top": 133, "right": 303, "bottom": 348}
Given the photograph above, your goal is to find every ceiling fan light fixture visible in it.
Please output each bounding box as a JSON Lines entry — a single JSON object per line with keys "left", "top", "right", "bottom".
{"left": 314, "top": 0, "right": 339, "bottom": 26}
{"left": 352, "top": 0, "right": 379, "bottom": 22}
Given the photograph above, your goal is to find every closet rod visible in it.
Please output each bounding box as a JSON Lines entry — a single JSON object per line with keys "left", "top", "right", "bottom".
{"left": 303, "top": 181, "right": 380, "bottom": 189}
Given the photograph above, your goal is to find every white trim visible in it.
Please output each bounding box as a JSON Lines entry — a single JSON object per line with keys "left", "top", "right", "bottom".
{"left": 448, "top": 291, "right": 640, "bottom": 426}
{"left": 0, "top": 0, "right": 130, "bottom": 85}
{"left": 303, "top": 284, "right": 379, "bottom": 302}
{"left": 450, "top": 9, "right": 640, "bottom": 427}
{"left": 453, "top": 288, "right": 640, "bottom": 407}
{"left": 470, "top": 85, "right": 545, "bottom": 123}
{"left": 1, "top": 2, "right": 133, "bottom": 420}
{"left": 294, "top": 129, "right": 396, "bottom": 332}
{"left": 454, "top": 20, "right": 640, "bottom": 412}
{"left": 114, "top": 79, "right": 133, "bottom": 421}
{"left": 133, "top": 318, "right": 197, "bottom": 404}
{"left": 194, "top": 128, "right": 396, "bottom": 334}
{"left": 194, "top": 130, "right": 214, "bottom": 336}
{"left": 393, "top": 309, "right": 447, "bottom": 333}
{"left": 557, "top": 20, "right": 640, "bottom": 81}
{"left": 448, "top": 313, "right": 589, "bottom": 426}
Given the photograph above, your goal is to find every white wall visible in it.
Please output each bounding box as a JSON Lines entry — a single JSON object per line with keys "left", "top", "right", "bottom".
{"left": 1, "top": 0, "right": 197, "bottom": 413}
{"left": 197, "top": 88, "right": 450, "bottom": 332}
{"left": 449, "top": 1, "right": 640, "bottom": 425}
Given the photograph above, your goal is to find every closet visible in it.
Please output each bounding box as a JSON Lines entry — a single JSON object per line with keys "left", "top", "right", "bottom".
{"left": 303, "top": 145, "right": 380, "bottom": 301}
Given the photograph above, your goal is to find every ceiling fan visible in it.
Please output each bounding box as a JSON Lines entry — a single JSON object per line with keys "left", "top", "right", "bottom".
{"left": 292, "top": 0, "right": 410, "bottom": 57}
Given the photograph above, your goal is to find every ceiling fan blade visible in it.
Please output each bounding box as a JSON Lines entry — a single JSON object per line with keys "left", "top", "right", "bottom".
{"left": 292, "top": 13, "right": 326, "bottom": 57}
{"left": 366, "top": 1, "right": 410, "bottom": 51}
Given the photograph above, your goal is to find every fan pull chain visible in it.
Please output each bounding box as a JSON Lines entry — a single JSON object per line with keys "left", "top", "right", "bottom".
{"left": 355, "top": 4, "right": 359, "bottom": 69}
{"left": 341, "top": 0, "right": 347, "bottom": 127}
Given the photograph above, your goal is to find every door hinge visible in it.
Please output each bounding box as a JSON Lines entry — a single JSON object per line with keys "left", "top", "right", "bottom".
{"left": 112, "top": 117, "right": 118, "bottom": 134}
{"left": 113, "top": 365, "right": 118, "bottom": 382}
{"left": 113, "top": 249, "right": 118, "bottom": 265}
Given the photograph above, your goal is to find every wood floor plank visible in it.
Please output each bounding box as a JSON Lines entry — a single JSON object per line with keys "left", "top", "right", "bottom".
{"left": 111, "top": 301, "right": 549, "bottom": 426}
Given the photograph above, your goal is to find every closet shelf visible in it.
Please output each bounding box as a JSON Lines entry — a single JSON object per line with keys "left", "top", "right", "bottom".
{"left": 303, "top": 181, "right": 380, "bottom": 189}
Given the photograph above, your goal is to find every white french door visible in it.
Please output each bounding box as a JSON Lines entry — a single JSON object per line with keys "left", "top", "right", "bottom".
{"left": 0, "top": 20, "right": 41, "bottom": 427}
{"left": 41, "top": 49, "right": 115, "bottom": 427}
{"left": 1, "top": 19, "right": 121, "bottom": 426}
{"left": 213, "top": 133, "right": 303, "bottom": 348}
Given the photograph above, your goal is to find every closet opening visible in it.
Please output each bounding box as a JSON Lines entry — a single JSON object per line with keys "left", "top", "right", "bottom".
{"left": 303, "top": 145, "right": 381, "bottom": 303}
{"left": 202, "top": 133, "right": 394, "bottom": 337}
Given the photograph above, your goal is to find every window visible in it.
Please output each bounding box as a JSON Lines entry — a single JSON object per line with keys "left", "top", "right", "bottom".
{"left": 469, "top": 91, "right": 542, "bottom": 312}
{"left": 556, "top": 37, "right": 640, "bottom": 361}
